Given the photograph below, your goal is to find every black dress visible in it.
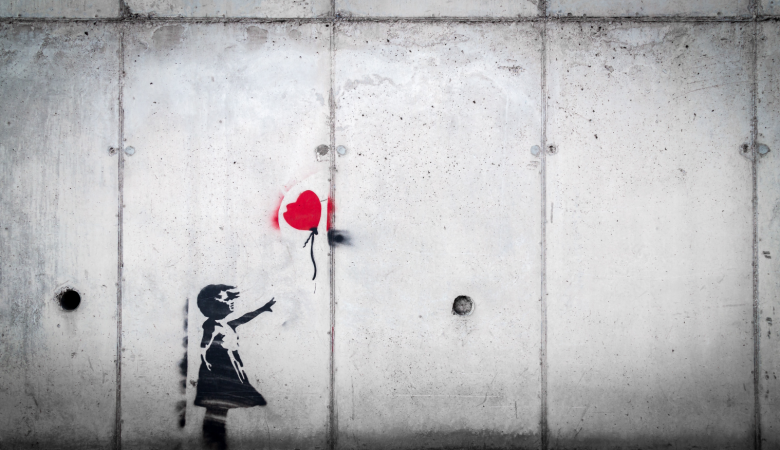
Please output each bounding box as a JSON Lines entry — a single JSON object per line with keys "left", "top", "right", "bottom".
{"left": 194, "top": 319, "right": 267, "bottom": 409}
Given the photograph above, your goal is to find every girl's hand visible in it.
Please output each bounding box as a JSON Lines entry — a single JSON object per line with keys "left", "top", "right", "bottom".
{"left": 261, "top": 298, "right": 276, "bottom": 312}
{"left": 200, "top": 349, "right": 211, "bottom": 371}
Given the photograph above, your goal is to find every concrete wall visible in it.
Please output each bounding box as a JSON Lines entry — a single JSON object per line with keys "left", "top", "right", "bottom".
{"left": 0, "top": 22, "right": 119, "bottom": 450}
{"left": 546, "top": 22, "right": 755, "bottom": 449}
{"left": 0, "top": 1, "right": 778, "bottom": 450}
{"left": 333, "top": 22, "right": 542, "bottom": 449}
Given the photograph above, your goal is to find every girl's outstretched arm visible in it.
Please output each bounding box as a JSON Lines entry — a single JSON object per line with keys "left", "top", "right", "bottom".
{"left": 228, "top": 298, "right": 276, "bottom": 328}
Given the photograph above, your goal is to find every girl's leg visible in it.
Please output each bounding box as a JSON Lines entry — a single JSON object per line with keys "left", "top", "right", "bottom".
{"left": 203, "top": 407, "right": 228, "bottom": 450}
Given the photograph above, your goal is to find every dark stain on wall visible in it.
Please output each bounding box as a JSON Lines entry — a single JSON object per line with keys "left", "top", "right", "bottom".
{"left": 177, "top": 299, "right": 188, "bottom": 428}
{"left": 328, "top": 229, "right": 351, "bottom": 246}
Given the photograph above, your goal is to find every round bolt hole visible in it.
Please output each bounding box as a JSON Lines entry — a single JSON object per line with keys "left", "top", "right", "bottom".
{"left": 336, "top": 145, "right": 347, "bottom": 156}
{"left": 316, "top": 144, "right": 330, "bottom": 156}
{"left": 452, "top": 295, "right": 474, "bottom": 316}
{"left": 124, "top": 146, "right": 136, "bottom": 156}
{"left": 58, "top": 289, "right": 81, "bottom": 311}
{"left": 758, "top": 144, "right": 771, "bottom": 156}
{"left": 530, "top": 145, "right": 541, "bottom": 156}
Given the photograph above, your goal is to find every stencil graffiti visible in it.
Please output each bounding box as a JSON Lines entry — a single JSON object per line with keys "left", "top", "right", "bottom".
{"left": 282, "top": 190, "right": 322, "bottom": 280}
{"left": 195, "top": 284, "right": 276, "bottom": 450}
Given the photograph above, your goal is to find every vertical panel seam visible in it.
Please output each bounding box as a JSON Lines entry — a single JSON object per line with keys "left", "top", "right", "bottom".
{"left": 539, "top": 5, "right": 549, "bottom": 450}
{"left": 328, "top": 15, "right": 338, "bottom": 450}
{"left": 115, "top": 24, "right": 125, "bottom": 450}
{"left": 751, "top": 6, "right": 761, "bottom": 450}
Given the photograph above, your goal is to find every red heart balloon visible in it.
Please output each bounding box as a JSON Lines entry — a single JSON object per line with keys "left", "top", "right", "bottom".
{"left": 283, "top": 190, "right": 321, "bottom": 231}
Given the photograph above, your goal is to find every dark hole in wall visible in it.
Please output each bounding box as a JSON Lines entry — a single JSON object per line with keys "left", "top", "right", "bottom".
{"left": 452, "top": 296, "right": 473, "bottom": 316}
{"left": 58, "top": 289, "right": 81, "bottom": 311}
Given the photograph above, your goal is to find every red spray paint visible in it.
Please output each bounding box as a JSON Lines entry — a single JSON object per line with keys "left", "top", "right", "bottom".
{"left": 326, "top": 197, "right": 334, "bottom": 231}
{"left": 270, "top": 194, "right": 284, "bottom": 230}
{"left": 282, "top": 190, "right": 322, "bottom": 280}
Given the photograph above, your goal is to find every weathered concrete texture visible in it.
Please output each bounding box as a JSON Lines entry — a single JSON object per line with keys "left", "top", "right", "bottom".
{"left": 764, "top": 0, "right": 779, "bottom": 15}
{"left": 121, "top": 23, "right": 331, "bottom": 449}
{"left": 336, "top": 0, "right": 539, "bottom": 18}
{"left": 333, "top": 22, "right": 542, "bottom": 449}
{"left": 758, "top": 21, "right": 780, "bottom": 450}
{"left": 546, "top": 23, "right": 754, "bottom": 449}
{"left": 125, "top": 0, "right": 330, "bottom": 18}
{"left": 547, "top": 0, "right": 749, "bottom": 17}
{"left": 0, "top": 0, "right": 119, "bottom": 18}
{"left": 0, "top": 23, "right": 119, "bottom": 449}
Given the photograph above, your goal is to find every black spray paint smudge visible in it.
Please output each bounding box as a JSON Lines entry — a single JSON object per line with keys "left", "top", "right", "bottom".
{"left": 177, "top": 299, "right": 188, "bottom": 428}
{"left": 327, "top": 229, "right": 351, "bottom": 247}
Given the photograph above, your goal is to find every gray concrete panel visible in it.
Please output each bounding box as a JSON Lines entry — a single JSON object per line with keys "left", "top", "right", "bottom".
{"left": 121, "top": 23, "right": 331, "bottom": 449}
{"left": 125, "top": 0, "right": 330, "bottom": 18}
{"left": 758, "top": 21, "right": 780, "bottom": 450}
{"left": 0, "top": 23, "right": 119, "bottom": 449}
{"left": 546, "top": 23, "right": 754, "bottom": 449}
{"left": 547, "top": 0, "right": 749, "bottom": 18}
{"left": 336, "top": 0, "right": 539, "bottom": 18}
{"left": 764, "top": 0, "right": 779, "bottom": 15}
{"left": 0, "top": 0, "right": 118, "bottom": 18}
{"left": 333, "top": 22, "right": 542, "bottom": 449}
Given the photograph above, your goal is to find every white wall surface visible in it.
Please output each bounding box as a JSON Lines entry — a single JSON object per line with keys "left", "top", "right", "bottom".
{"left": 333, "top": 21, "right": 542, "bottom": 449}
{"left": 546, "top": 0, "right": 750, "bottom": 17}
{"left": 2, "top": 0, "right": 778, "bottom": 18}
{"left": 0, "top": 22, "right": 119, "bottom": 449}
{"left": 0, "top": 0, "right": 118, "bottom": 18}
{"left": 124, "top": 0, "right": 331, "bottom": 18}
{"left": 335, "top": 0, "right": 539, "bottom": 17}
{"left": 546, "top": 22, "right": 754, "bottom": 449}
{"left": 121, "top": 22, "right": 332, "bottom": 449}
{"left": 763, "top": 0, "right": 779, "bottom": 15}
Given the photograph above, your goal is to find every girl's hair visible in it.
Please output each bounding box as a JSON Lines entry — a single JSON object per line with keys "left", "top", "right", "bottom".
{"left": 197, "top": 284, "right": 237, "bottom": 320}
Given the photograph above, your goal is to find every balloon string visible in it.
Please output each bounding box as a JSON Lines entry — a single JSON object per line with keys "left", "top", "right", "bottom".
{"left": 303, "top": 232, "right": 313, "bottom": 247}
{"left": 310, "top": 232, "right": 317, "bottom": 280}
{"left": 303, "top": 231, "right": 317, "bottom": 280}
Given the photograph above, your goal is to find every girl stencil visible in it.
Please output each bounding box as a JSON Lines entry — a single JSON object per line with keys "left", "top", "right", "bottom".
{"left": 195, "top": 284, "right": 276, "bottom": 450}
